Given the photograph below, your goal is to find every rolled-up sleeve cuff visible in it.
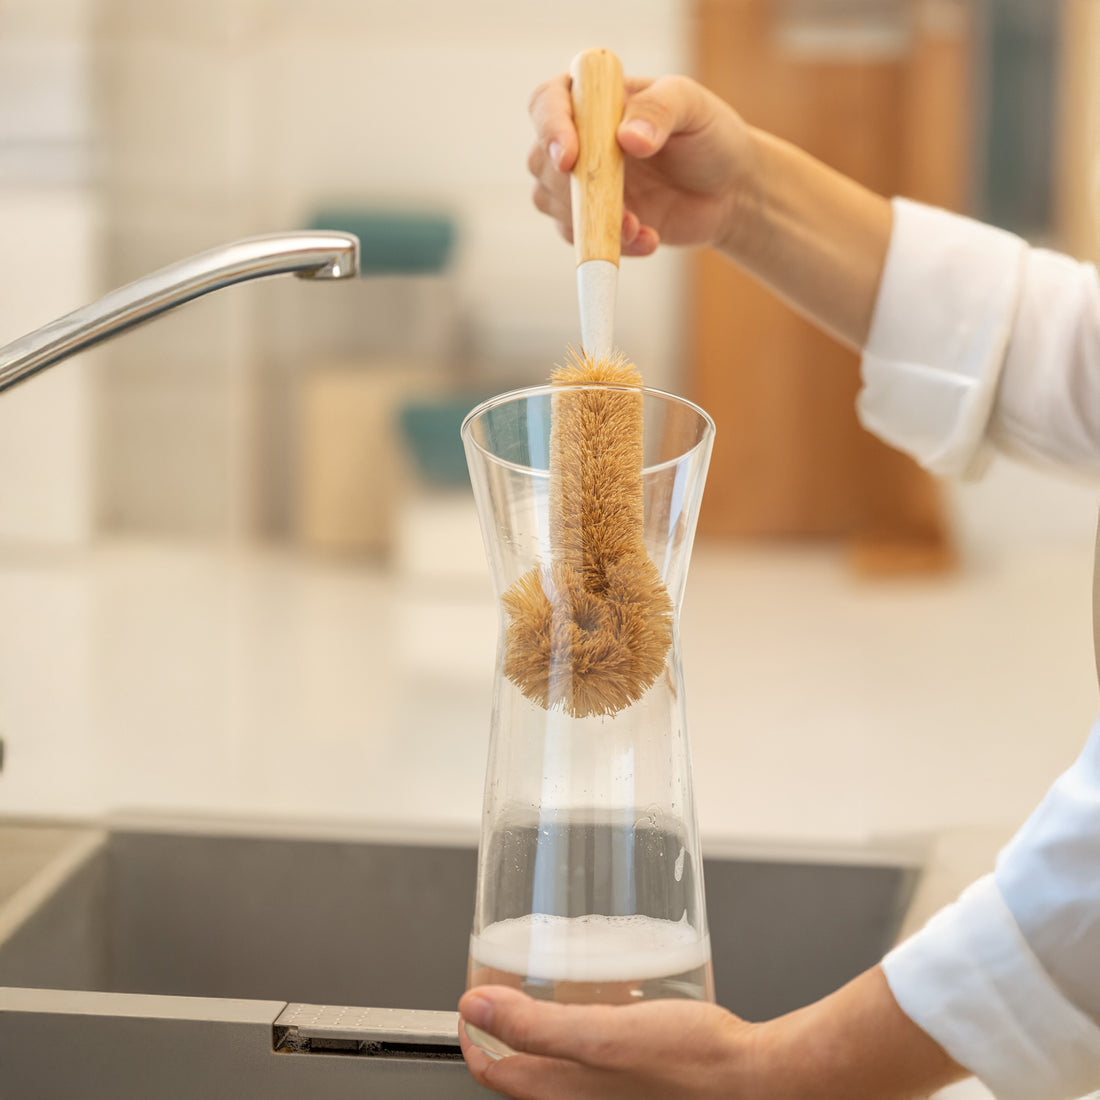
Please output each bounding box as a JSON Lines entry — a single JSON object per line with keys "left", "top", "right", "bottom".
{"left": 858, "top": 198, "right": 1029, "bottom": 479}
{"left": 883, "top": 875, "right": 1100, "bottom": 1100}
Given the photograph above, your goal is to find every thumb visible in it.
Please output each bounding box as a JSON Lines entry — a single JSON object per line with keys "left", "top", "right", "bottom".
{"left": 617, "top": 75, "right": 702, "bottom": 158}
{"left": 460, "top": 986, "right": 627, "bottom": 1062}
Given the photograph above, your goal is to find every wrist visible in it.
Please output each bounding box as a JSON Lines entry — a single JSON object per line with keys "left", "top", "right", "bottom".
{"left": 710, "top": 125, "right": 892, "bottom": 348}
{"left": 713, "top": 124, "right": 769, "bottom": 262}
{"left": 748, "top": 1001, "right": 836, "bottom": 1100}
{"left": 749, "top": 967, "right": 970, "bottom": 1100}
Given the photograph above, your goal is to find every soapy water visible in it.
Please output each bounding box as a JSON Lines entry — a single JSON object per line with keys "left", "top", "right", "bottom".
{"left": 468, "top": 912, "right": 713, "bottom": 1004}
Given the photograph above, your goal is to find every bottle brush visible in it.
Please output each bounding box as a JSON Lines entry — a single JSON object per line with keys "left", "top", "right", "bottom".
{"left": 501, "top": 50, "right": 673, "bottom": 718}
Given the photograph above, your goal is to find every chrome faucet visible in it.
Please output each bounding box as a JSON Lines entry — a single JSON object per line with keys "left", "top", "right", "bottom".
{"left": 0, "top": 231, "right": 359, "bottom": 393}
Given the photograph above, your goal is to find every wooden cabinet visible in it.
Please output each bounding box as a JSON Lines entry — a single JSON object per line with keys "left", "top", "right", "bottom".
{"left": 690, "top": 0, "right": 972, "bottom": 571}
{"left": 1057, "top": 0, "right": 1100, "bottom": 265}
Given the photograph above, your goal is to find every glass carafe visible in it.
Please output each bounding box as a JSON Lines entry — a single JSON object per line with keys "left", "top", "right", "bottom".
{"left": 461, "top": 382, "right": 715, "bottom": 1005}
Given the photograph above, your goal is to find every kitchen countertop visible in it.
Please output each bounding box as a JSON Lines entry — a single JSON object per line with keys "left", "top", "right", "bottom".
{"left": 1, "top": 529, "right": 1095, "bottom": 858}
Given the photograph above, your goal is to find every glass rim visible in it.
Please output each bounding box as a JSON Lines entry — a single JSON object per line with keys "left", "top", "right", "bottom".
{"left": 460, "top": 381, "right": 716, "bottom": 476}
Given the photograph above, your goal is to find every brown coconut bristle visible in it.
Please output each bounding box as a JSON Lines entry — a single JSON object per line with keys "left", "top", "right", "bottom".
{"left": 500, "top": 349, "right": 673, "bottom": 718}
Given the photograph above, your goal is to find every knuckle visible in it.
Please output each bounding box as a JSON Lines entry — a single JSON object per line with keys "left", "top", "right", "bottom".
{"left": 652, "top": 73, "right": 691, "bottom": 106}
{"left": 637, "top": 74, "right": 690, "bottom": 129}
{"left": 638, "top": 100, "right": 673, "bottom": 133}
{"left": 531, "top": 184, "right": 560, "bottom": 217}
{"left": 583, "top": 1034, "right": 625, "bottom": 1067}
{"left": 469, "top": 1059, "right": 494, "bottom": 1088}
{"left": 527, "top": 78, "right": 551, "bottom": 117}
{"left": 478, "top": 1056, "right": 506, "bottom": 1087}
{"left": 481, "top": 1055, "right": 536, "bottom": 1099}
{"left": 527, "top": 72, "right": 569, "bottom": 120}
{"left": 571, "top": 1008, "right": 628, "bottom": 1068}
{"left": 663, "top": 73, "right": 693, "bottom": 97}
{"left": 463, "top": 1048, "right": 502, "bottom": 1091}
{"left": 505, "top": 1009, "right": 540, "bottom": 1053}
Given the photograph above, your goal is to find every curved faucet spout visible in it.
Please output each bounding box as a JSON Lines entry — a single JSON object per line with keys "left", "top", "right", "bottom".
{"left": 0, "top": 231, "right": 360, "bottom": 394}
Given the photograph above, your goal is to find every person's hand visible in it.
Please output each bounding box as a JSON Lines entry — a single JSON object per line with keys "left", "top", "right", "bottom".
{"left": 458, "top": 985, "right": 757, "bottom": 1099}
{"left": 458, "top": 968, "right": 971, "bottom": 1099}
{"left": 527, "top": 73, "right": 754, "bottom": 257}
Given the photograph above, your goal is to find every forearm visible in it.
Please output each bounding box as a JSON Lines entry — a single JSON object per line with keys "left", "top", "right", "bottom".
{"left": 722, "top": 128, "right": 894, "bottom": 350}
{"left": 756, "top": 965, "right": 969, "bottom": 1099}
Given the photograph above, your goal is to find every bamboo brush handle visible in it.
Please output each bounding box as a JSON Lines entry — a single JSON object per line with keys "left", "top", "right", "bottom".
{"left": 570, "top": 49, "right": 625, "bottom": 267}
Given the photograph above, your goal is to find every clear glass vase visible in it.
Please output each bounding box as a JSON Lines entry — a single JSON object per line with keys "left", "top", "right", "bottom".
{"left": 461, "top": 381, "right": 716, "bottom": 1006}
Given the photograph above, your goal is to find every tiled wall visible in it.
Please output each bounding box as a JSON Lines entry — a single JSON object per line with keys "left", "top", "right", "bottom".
{"left": 0, "top": 0, "right": 98, "bottom": 546}
{"left": 90, "top": 0, "right": 691, "bottom": 538}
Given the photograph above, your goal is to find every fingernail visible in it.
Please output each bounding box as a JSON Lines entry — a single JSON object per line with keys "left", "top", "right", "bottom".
{"left": 548, "top": 140, "right": 563, "bottom": 168}
{"left": 462, "top": 995, "right": 493, "bottom": 1030}
{"left": 624, "top": 118, "right": 656, "bottom": 143}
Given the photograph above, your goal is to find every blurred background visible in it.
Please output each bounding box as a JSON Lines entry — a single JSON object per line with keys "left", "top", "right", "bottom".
{"left": 1, "top": 0, "right": 1100, "bottom": 928}
{"left": 2, "top": 6, "right": 1100, "bottom": 1092}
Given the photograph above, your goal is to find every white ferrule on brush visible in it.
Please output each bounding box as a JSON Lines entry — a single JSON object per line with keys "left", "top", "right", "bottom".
{"left": 576, "top": 262, "right": 618, "bottom": 361}
{"left": 570, "top": 49, "right": 625, "bottom": 361}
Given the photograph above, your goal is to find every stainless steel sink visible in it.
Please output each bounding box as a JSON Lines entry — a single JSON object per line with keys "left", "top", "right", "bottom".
{"left": 0, "top": 821, "right": 920, "bottom": 1098}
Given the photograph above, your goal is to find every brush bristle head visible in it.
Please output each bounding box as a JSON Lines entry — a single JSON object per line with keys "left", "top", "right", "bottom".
{"left": 500, "top": 349, "right": 673, "bottom": 718}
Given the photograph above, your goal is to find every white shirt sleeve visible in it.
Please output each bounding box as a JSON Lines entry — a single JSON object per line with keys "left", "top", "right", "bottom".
{"left": 863, "top": 198, "right": 1100, "bottom": 1099}
{"left": 883, "top": 727, "right": 1100, "bottom": 1100}
{"left": 858, "top": 199, "right": 1026, "bottom": 478}
{"left": 860, "top": 197, "right": 1100, "bottom": 482}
